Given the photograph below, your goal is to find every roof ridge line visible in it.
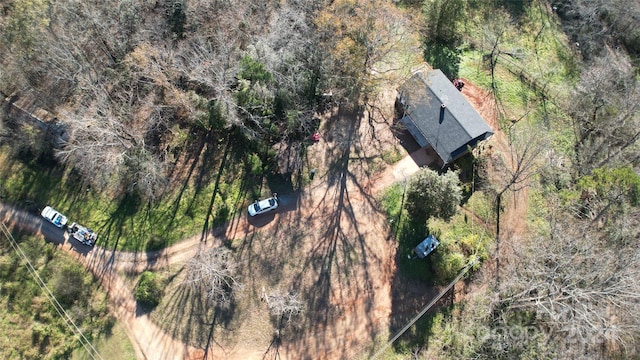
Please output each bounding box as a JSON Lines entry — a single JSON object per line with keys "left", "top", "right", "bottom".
{"left": 422, "top": 70, "right": 475, "bottom": 141}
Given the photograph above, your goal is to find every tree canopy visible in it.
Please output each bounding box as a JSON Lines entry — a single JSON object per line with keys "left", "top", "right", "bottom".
{"left": 405, "top": 168, "right": 462, "bottom": 222}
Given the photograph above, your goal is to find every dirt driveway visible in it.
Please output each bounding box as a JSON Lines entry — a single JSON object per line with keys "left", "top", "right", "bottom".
{"left": 0, "top": 79, "right": 521, "bottom": 360}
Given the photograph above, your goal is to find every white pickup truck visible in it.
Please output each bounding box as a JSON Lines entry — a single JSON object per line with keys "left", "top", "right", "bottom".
{"left": 68, "top": 222, "right": 97, "bottom": 246}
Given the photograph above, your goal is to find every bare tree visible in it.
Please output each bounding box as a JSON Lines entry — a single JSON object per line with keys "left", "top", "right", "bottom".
{"left": 262, "top": 287, "right": 306, "bottom": 359}
{"left": 487, "top": 123, "right": 546, "bottom": 289}
{"left": 56, "top": 83, "right": 169, "bottom": 199}
{"left": 264, "top": 289, "right": 306, "bottom": 323}
{"left": 494, "top": 123, "right": 546, "bottom": 197}
{"left": 567, "top": 49, "right": 640, "bottom": 177}
{"left": 315, "top": 0, "right": 413, "bottom": 103}
{"left": 487, "top": 123, "right": 546, "bottom": 233}
{"left": 501, "top": 214, "right": 640, "bottom": 357}
{"left": 553, "top": 0, "right": 640, "bottom": 60}
{"left": 182, "top": 247, "right": 241, "bottom": 304}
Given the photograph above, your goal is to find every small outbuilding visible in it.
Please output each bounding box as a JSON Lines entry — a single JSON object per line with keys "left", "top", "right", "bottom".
{"left": 396, "top": 69, "right": 494, "bottom": 165}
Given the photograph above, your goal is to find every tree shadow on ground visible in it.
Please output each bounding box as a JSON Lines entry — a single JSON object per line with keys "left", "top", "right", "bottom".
{"left": 162, "top": 131, "right": 211, "bottom": 234}
{"left": 262, "top": 315, "right": 290, "bottom": 360}
{"left": 96, "top": 127, "right": 244, "bottom": 256}
{"left": 0, "top": 153, "right": 80, "bottom": 213}
{"left": 162, "top": 127, "right": 241, "bottom": 245}
{"left": 200, "top": 135, "right": 235, "bottom": 240}
{"left": 389, "top": 287, "right": 455, "bottom": 355}
{"left": 150, "top": 265, "right": 237, "bottom": 356}
{"left": 95, "top": 192, "right": 143, "bottom": 251}
{"left": 276, "top": 105, "right": 384, "bottom": 357}
{"left": 83, "top": 193, "right": 145, "bottom": 277}
{"left": 227, "top": 106, "right": 373, "bottom": 358}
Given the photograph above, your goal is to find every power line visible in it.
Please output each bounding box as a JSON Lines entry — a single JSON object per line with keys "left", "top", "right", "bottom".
{"left": 371, "top": 259, "right": 478, "bottom": 359}
{"left": 0, "top": 222, "right": 103, "bottom": 360}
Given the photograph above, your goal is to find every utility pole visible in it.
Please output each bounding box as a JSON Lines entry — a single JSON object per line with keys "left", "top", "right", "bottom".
{"left": 371, "top": 259, "right": 477, "bottom": 359}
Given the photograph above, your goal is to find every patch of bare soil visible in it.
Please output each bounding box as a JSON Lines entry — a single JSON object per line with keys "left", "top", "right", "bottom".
{"left": 456, "top": 79, "right": 530, "bottom": 305}
{"left": 94, "top": 92, "right": 409, "bottom": 359}
{"left": 460, "top": 79, "right": 529, "bottom": 243}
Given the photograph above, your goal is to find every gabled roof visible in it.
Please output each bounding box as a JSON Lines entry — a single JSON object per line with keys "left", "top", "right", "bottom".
{"left": 398, "top": 69, "right": 493, "bottom": 164}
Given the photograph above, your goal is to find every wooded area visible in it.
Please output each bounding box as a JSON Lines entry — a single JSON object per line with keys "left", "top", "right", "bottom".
{"left": 1, "top": 0, "right": 640, "bottom": 359}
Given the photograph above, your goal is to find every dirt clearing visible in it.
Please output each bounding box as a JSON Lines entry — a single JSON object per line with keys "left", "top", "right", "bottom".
{"left": 0, "top": 76, "right": 528, "bottom": 360}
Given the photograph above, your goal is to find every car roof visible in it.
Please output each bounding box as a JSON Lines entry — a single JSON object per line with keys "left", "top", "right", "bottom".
{"left": 415, "top": 235, "right": 439, "bottom": 258}
{"left": 257, "top": 198, "right": 274, "bottom": 207}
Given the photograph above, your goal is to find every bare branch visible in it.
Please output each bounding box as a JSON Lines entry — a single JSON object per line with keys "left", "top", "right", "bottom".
{"left": 182, "top": 247, "right": 241, "bottom": 305}
{"left": 265, "top": 289, "right": 306, "bottom": 323}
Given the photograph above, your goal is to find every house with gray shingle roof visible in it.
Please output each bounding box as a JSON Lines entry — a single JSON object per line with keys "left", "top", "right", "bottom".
{"left": 396, "top": 69, "right": 494, "bottom": 165}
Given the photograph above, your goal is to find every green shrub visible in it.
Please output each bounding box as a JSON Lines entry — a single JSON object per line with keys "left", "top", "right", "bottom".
{"left": 145, "top": 237, "right": 167, "bottom": 251}
{"left": 379, "top": 182, "right": 405, "bottom": 221}
{"left": 168, "top": 0, "right": 186, "bottom": 38}
{"left": 50, "top": 262, "right": 89, "bottom": 308}
{"left": 238, "top": 56, "right": 273, "bottom": 84}
{"left": 135, "top": 271, "right": 163, "bottom": 307}
{"left": 247, "top": 153, "right": 263, "bottom": 176}
{"left": 458, "top": 233, "right": 489, "bottom": 262}
{"left": 432, "top": 249, "right": 466, "bottom": 284}
{"left": 405, "top": 168, "right": 462, "bottom": 222}
{"left": 464, "top": 191, "right": 494, "bottom": 225}
{"left": 429, "top": 213, "right": 493, "bottom": 284}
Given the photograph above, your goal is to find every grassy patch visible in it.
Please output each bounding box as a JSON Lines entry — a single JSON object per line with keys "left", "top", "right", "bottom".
{"left": 0, "top": 234, "right": 119, "bottom": 359}
{"left": 458, "top": 1, "right": 577, "bottom": 125}
{"left": 378, "top": 182, "right": 406, "bottom": 223}
{"left": 71, "top": 322, "right": 136, "bottom": 360}
{"left": 526, "top": 186, "right": 552, "bottom": 238}
{"left": 458, "top": 50, "right": 494, "bottom": 88}
{"left": 463, "top": 191, "right": 495, "bottom": 225}
{"left": 380, "top": 179, "right": 493, "bottom": 285}
{"left": 381, "top": 147, "right": 404, "bottom": 165}
{"left": 0, "top": 145, "right": 253, "bottom": 251}
{"left": 379, "top": 182, "right": 432, "bottom": 282}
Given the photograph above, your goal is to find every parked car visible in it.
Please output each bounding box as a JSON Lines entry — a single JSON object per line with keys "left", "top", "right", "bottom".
{"left": 68, "top": 222, "right": 97, "bottom": 246}
{"left": 41, "top": 206, "right": 68, "bottom": 228}
{"left": 248, "top": 194, "right": 279, "bottom": 216}
{"left": 413, "top": 234, "right": 440, "bottom": 259}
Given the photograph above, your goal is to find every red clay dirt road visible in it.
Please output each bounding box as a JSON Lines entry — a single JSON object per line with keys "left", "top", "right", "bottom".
{"left": 0, "top": 80, "right": 524, "bottom": 360}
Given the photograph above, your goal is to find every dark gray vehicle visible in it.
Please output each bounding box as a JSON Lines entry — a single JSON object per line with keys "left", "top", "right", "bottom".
{"left": 413, "top": 235, "right": 440, "bottom": 259}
